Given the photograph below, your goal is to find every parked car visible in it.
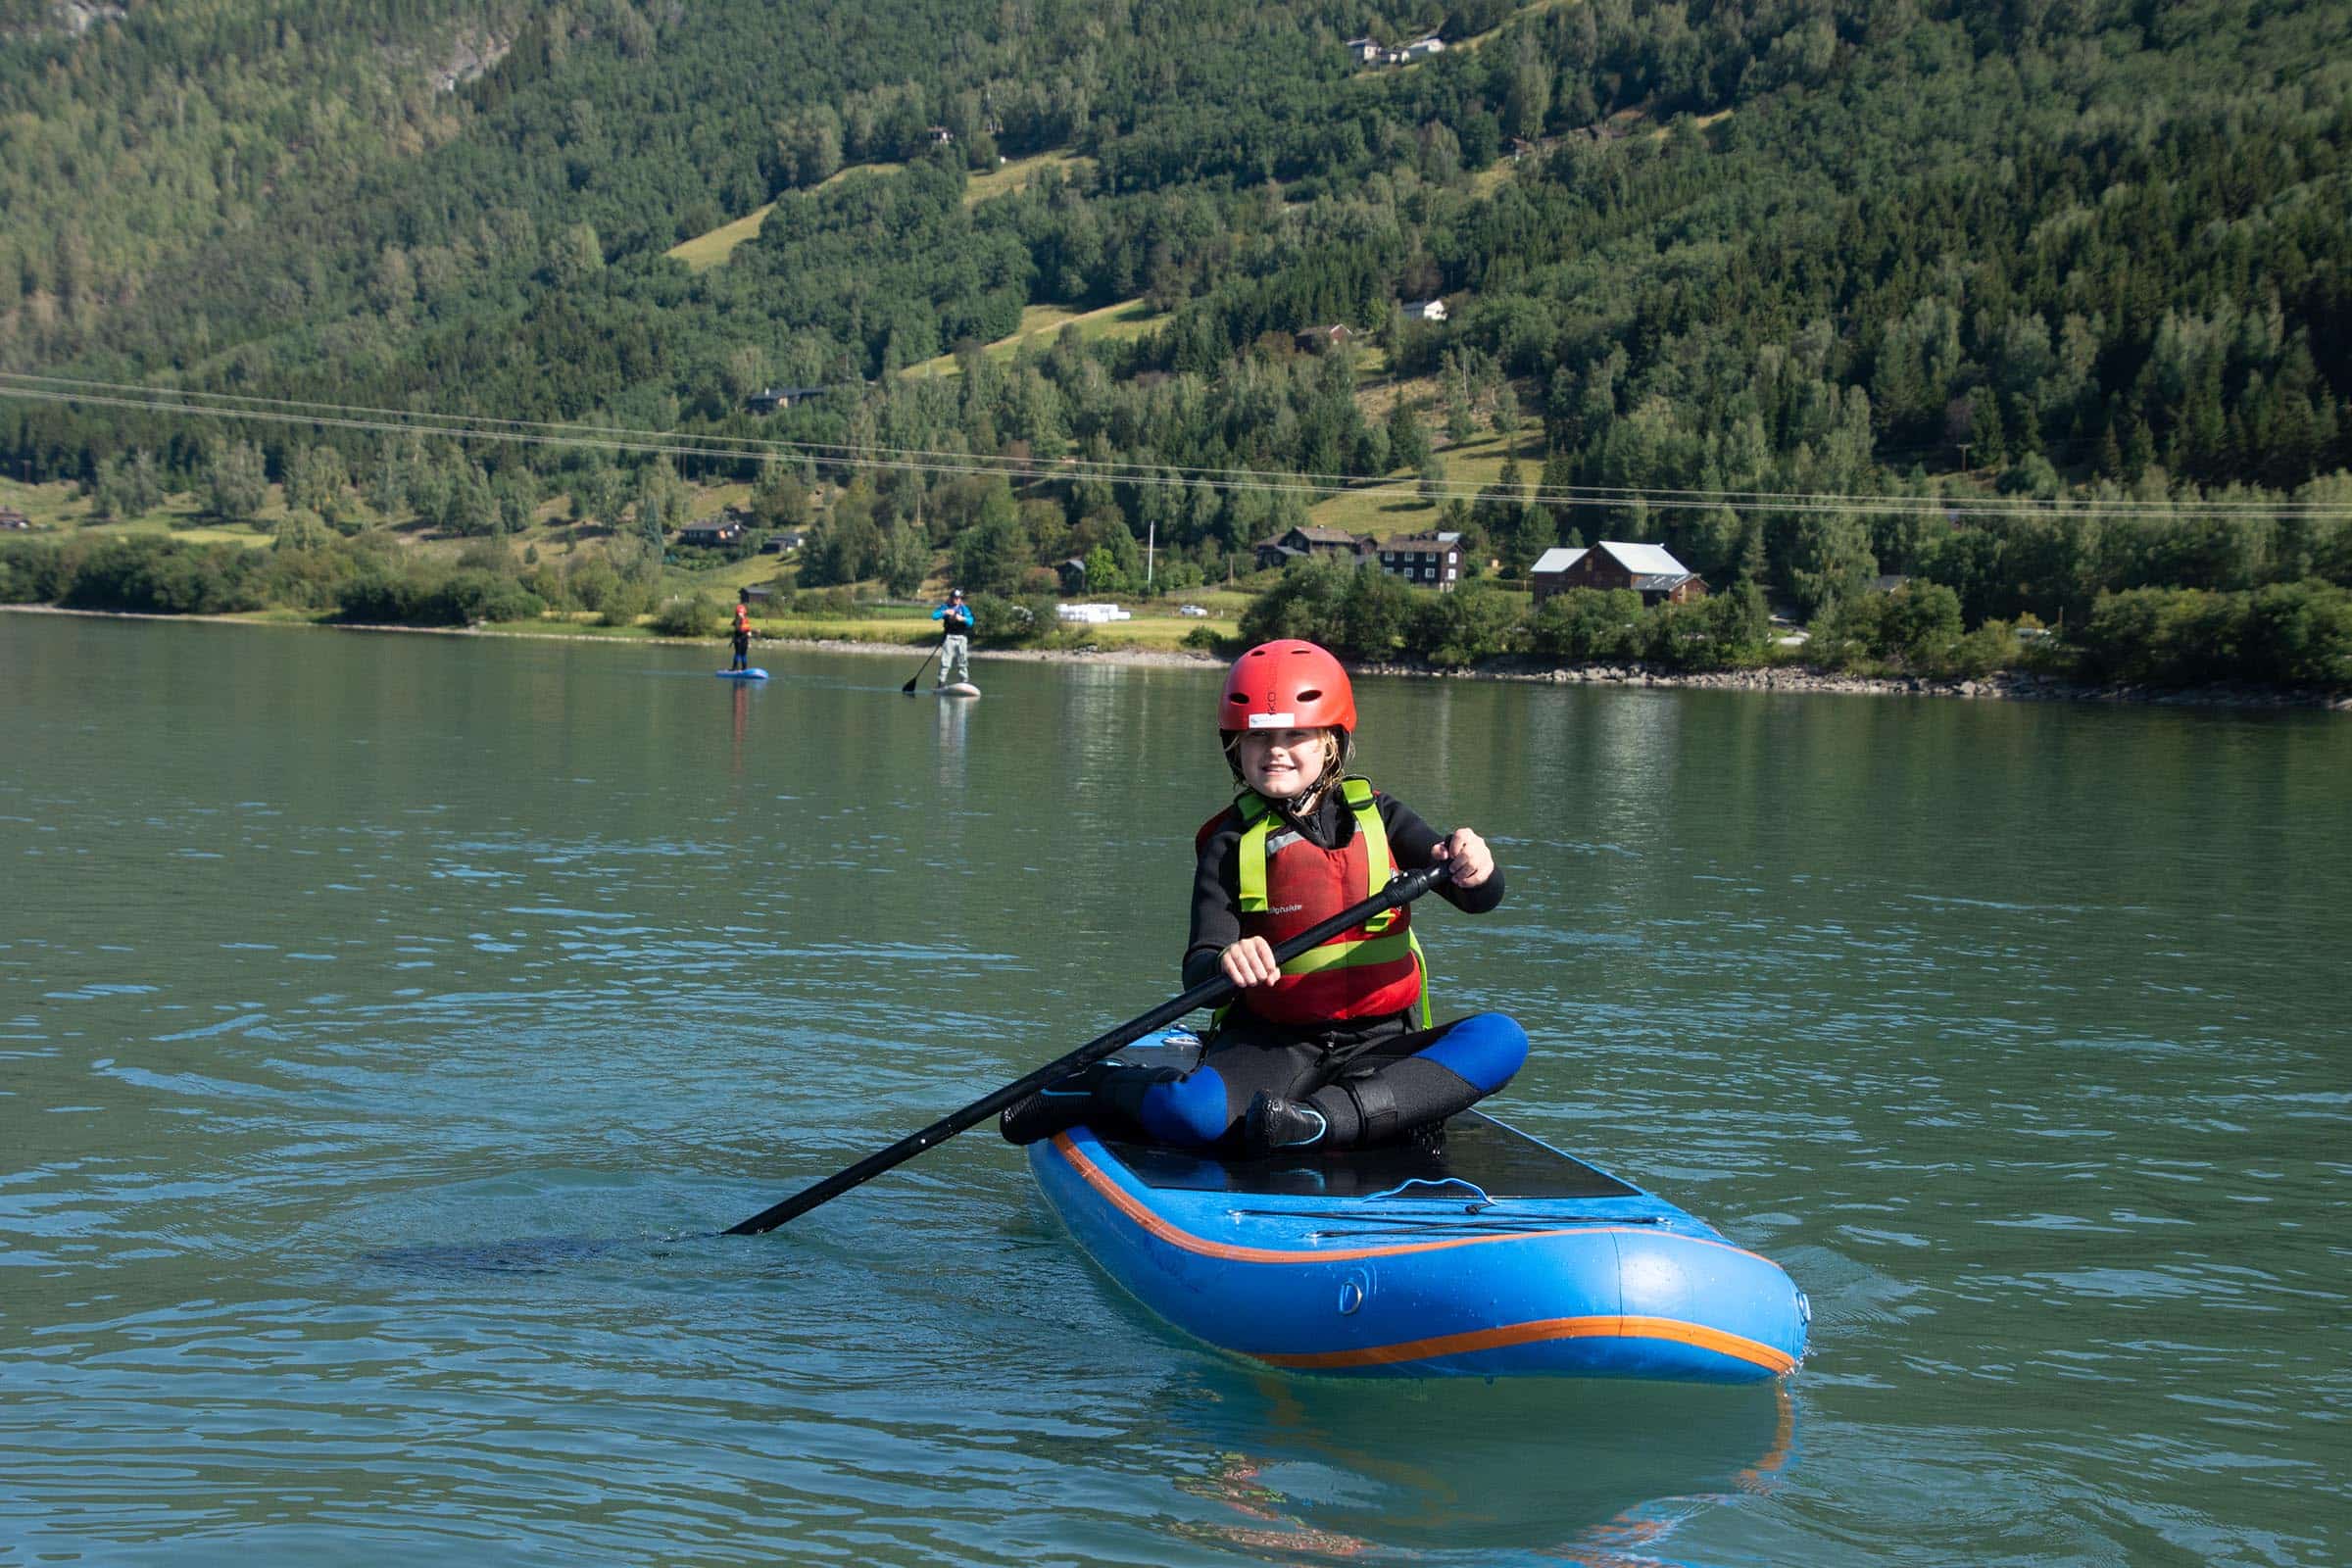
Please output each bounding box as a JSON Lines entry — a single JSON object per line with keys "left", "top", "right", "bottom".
{"left": 1178, "top": 604, "right": 1209, "bottom": 616}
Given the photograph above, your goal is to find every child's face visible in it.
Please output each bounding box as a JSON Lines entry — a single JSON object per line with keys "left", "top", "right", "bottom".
{"left": 1237, "top": 728, "right": 1333, "bottom": 800}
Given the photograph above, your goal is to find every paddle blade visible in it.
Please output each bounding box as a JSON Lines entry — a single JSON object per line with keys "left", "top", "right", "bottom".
{"left": 902, "top": 642, "right": 940, "bottom": 694}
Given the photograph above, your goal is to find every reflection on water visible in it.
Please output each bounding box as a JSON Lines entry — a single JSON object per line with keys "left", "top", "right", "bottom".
{"left": 729, "top": 677, "right": 752, "bottom": 773}
{"left": 935, "top": 684, "right": 969, "bottom": 788}
{"left": 1158, "top": 1373, "right": 1795, "bottom": 1565}
{"left": 2, "top": 615, "right": 2347, "bottom": 1567}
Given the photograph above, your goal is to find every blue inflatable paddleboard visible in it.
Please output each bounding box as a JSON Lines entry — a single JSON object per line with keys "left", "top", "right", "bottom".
{"left": 1026, "top": 1031, "right": 1810, "bottom": 1381}
{"left": 715, "top": 668, "right": 769, "bottom": 680}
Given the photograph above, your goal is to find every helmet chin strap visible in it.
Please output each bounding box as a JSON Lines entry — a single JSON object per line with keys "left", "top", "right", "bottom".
{"left": 1288, "top": 736, "right": 1352, "bottom": 816}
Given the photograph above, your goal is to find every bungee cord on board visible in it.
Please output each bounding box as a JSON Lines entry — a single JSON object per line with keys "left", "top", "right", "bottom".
{"left": 4, "top": 370, "right": 2347, "bottom": 524}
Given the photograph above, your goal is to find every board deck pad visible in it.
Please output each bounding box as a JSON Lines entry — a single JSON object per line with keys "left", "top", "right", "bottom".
{"left": 1097, "top": 1111, "right": 1641, "bottom": 1201}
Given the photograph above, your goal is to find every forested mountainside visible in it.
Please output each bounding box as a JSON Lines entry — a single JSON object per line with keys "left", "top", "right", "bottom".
{"left": 4, "top": 0, "right": 2350, "bottom": 682}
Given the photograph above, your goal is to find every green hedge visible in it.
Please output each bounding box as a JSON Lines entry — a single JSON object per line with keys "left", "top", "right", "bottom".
{"left": 2076, "top": 581, "right": 2352, "bottom": 688}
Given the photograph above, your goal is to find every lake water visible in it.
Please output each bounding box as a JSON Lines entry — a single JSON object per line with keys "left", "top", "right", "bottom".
{"left": 3, "top": 612, "right": 2345, "bottom": 1566}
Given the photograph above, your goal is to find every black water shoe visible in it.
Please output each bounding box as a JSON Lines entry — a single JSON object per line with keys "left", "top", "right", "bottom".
{"left": 1244, "top": 1092, "right": 1329, "bottom": 1155}
{"left": 999, "top": 1060, "right": 1123, "bottom": 1146}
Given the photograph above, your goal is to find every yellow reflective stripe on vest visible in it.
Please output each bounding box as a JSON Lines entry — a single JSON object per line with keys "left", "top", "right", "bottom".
{"left": 1269, "top": 928, "right": 1416, "bottom": 975}
{"left": 1406, "top": 929, "right": 1431, "bottom": 1027}
{"left": 1236, "top": 808, "right": 1271, "bottom": 912}
{"left": 1345, "top": 778, "right": 1399, "bottom": 935}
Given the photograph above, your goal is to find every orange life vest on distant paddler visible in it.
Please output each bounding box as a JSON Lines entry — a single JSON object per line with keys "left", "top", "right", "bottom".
{"left": 1197, "top": 777, "right": 1429, "bottom": 1027}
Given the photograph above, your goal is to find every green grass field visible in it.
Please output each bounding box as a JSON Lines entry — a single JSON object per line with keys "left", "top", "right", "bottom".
{"left": 1305, "top": 426, "right": 1540, "bottom": 540}
{"left": 816, "top": 161, "right": 906, "bottom": 190}
{"left": 904, "top": 297, "right": 1161, "bottom": 376}
{"left": 2, "top": 476, "right": 274, "bottom": 546}
{"left": 1044, "top": 612, "right": 1232, "bottom": 650}
{"left": 963, "top": 150, "right": 1094, "bottom": 206}
{"left": 664, "top": 204, "right": 774, "bottom": 272}
{"left": 1455, "top": 0, "right": 1581, "bottom": 50}
{"left": 667, "top": 154, "right": 1095, "bottom": 275}
{"left": 666, "top": 159, "right": 921, "bottom": 272}
{"left": 1468, "top": 161, "right": 1519, "bottom": 198}
{"left": 414, "top": 605, "right": 1233, "bottom": 654}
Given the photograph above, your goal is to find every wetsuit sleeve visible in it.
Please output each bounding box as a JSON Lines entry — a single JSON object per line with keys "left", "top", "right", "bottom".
{"left": 1380, "top": 795, "right": 1506, "bottom": 915}
{"left": 1182, "top": 822, "right": 1245, "bottom": 990}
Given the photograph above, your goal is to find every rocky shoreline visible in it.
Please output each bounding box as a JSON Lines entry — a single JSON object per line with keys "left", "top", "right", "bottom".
{"left": 979, "top": 632, "right": 2346, "bottom": 710}
{"left": 8, "top": 604, "right": 2343, "bottom": 711}
{"left": 1352, "top": 657, "right": 2352, "bottom": 711}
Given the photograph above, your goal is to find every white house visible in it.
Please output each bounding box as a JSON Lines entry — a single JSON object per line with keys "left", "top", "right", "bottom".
{"left": 1397, "top": 34, "right": 1445, "bottom": 60}
{"left": 1400, "top": 298, "right": 1448, "bottom": 323}
{"left": 1343, "top": 35, "right": 1383, "bottom": 64}
{"left": 1055, "top": 602, "right": 1133, "bottom": 624}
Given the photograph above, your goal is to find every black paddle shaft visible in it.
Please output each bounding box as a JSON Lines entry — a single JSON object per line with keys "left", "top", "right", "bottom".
{"left": 724, "top": 860, "right": 1449, "bottom": 1235}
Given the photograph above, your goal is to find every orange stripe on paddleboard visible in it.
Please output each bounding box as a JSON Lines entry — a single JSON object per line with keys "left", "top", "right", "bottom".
{"left": 1250, "top": 1314, "right": 1798, "bottom": 1375}
{"left": 1045, "top": 1134, "right": 1782, "bottom": 1273}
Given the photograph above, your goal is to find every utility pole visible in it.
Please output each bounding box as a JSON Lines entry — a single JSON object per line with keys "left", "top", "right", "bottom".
{"left": 1146, "top": 517, "right": 1155, "bottom": 590}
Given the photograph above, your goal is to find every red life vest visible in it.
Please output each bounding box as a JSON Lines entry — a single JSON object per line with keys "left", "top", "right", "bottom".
{"left": 1196, "top": 777, "right": 1427, "bottom": 1026}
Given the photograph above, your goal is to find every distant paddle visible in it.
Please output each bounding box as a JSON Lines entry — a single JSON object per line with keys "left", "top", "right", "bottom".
{"left": 726, "top": 861, "right": 1449, "bottom": 1235}
{"left": 900, "top": 642, "right": 942, "bottom": 695}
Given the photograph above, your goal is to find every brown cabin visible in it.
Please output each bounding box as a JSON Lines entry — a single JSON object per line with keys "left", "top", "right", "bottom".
{"left": 676, "top": 516, "right": 746, "bottom": 548}
{"left": 1253, "top": 525, "right": 1373, "bottom": 572}
{"left": 1532, "top": 541, "right": 1705, "bottom": 606}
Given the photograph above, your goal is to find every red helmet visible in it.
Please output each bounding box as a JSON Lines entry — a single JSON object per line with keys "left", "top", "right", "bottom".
{"left": 1218, "top": 640, "right": 1355, "bottom": 735}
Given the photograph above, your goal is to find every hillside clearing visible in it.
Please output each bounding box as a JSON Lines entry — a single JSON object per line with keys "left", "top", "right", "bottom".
{"left": 1304, "top": 427, "right": 1541, "bottom": 540}
{"left": 964, "top": 150, "right": 1094, "bottom": 206}
{"left": 665, "top": 203, "right": 774, "bottom": 272}
{"left": 903, "top": 297, "right": 1160, "bottom": 375}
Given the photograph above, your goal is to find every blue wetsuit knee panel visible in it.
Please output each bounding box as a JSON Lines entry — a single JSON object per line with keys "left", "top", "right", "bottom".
{"left": 1420, "top": 1012, "right": 1529, "bottom": 1094}
{"left": 1139, "top": 1064, "right": 1234, "bottom": 1147}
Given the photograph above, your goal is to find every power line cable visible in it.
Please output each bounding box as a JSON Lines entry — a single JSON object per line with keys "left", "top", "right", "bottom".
{"left": 6, "top": 370, "right": 2348, "bottom": 522}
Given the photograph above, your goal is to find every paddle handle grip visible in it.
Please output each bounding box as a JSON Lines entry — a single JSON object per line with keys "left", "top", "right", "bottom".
{"left": 725, "top": 861, "right": 1450, "bottom": 1235}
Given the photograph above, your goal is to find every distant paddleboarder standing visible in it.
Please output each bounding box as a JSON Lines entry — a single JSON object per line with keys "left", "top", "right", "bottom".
{"left": 931, "top": 587, "right": 975, "bottom": 691}
{"left": 728, "top": 591, "right": 754, "bottom": 672}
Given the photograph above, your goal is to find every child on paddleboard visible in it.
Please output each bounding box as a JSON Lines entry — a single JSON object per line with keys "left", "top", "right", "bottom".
{"left": 729, "top": 592, "right": 754, "bottom": 671}
{"left": 1003, "top": 638, "right": 1527, "bottom": 1154}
